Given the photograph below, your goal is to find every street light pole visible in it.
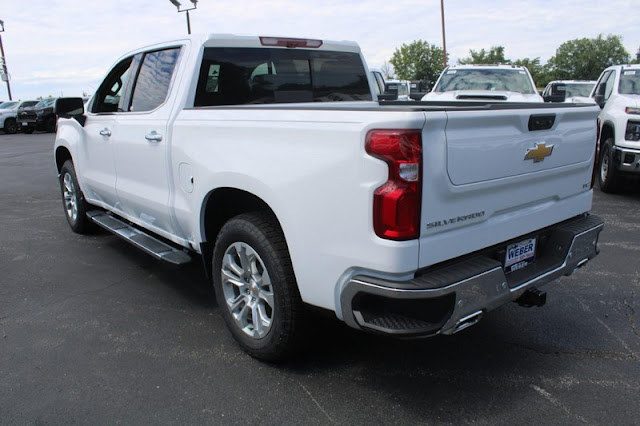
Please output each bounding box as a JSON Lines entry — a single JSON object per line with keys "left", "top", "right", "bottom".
{"left": 440, "top": 0, "right": 447, "bottom": 68}
{"left": 169, "top": 0, "right": 198, "bottom": 35}
{"left": 0, "top": 20, "right": 13, "bottom": 100}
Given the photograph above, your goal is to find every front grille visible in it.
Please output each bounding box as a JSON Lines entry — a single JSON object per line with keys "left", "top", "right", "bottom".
{"left": 19, "top": 112, "right": 36, "bottom": 120}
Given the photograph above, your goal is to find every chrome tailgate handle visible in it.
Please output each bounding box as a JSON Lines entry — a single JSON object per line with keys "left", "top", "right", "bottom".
{"left": 99, "top": 128, "right": 112, "bottom": 137}
{"left": 145, "top": 131, "right": 163, "bottom": 142}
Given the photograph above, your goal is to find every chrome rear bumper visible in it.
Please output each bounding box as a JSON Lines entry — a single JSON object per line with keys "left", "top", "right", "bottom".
{"left": 340, "top": 214, "right": 604, "bottom": 337}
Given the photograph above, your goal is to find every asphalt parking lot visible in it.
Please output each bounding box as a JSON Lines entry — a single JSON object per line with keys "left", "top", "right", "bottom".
{"left": 1, "top": 132, "right": 639, "bottom": 424}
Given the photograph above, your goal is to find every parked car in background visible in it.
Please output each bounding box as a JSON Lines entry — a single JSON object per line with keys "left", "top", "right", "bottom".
{"left": 422, "top": 64, "right": 543, "bottom": 102}
{"left": 21, "top": 98, "right": 58, "bottom": 133}
{"left": 592, "top": 64, "right": 640, "bottom": 192}
{"left": 1, "top": 100, "right": 39, "bottom": 134}
{"left": 542, "top": 80, "right": 596, "bottom": 103}
{"left": 15, "top": 100, "right": 40, "bottom": 133}
{"left": 0, "top": 101, "right": 20, "bottom": 134}
{"left": 384, "top": 80, "right": 412, "bottom": 101}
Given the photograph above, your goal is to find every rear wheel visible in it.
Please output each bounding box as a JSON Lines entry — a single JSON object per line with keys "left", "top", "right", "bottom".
{"left": 3, "top": 118, "right": 17, "bottom": 134}
{"left": 598, "top": 138, "right": 621, "bottom": 193}
{"left": 212, "top": 212, "right": 304, "bottom": 361}
{"left": 59, "top": 160, "right": 94, "bottom": 234}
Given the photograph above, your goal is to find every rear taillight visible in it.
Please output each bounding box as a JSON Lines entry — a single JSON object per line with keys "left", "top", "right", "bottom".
{"left": 591, "top": 119, "right": 600, "bottom": 189}
{"left": 365, "top": 129, "right": 422, "bottom": 240}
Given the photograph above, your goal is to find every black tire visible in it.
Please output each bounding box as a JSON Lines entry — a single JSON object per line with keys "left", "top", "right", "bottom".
{"left": 23, "top": 127, "right": 34, "bottom": 134}
{"left": 3, "top": 118, "right": 17, "bottom": 134}
{"left": 598, "top": 138, "right": 621, "bottom": 193}
{"left": 59, "top": 160, "right": 94, "bottom": 234}
{"left": 45, "top": 116, "right": 57, "bottom": 133}
{"left": 212, "top": 212, "right": 305, "bottom": 362}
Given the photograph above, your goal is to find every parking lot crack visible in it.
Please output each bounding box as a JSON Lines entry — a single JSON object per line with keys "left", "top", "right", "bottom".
{"left": 574, "top": 295, "right": 638, "bottom": 360}
{"left": 530, "top": 384, "right": 591, "bottom": 424}
{"left": 298, "top": 381, "right": 336, "bottom": 424}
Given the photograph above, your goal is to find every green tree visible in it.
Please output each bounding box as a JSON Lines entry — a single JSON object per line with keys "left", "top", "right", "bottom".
{"left": 633, "top": 47, "right": 640, "bottom": 64}
{"left": 458, "top": 46, "right": 508, "bottom": 65}
{"left": 546, "top": 34, "right": 630, "bottom": 80}
{"left": 389, "top": 40, "right": 447, "bottom": 85}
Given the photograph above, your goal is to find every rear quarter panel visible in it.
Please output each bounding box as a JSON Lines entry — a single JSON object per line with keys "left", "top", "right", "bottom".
{"left": 171, "top": 107, "right": 426, "bottom": 313}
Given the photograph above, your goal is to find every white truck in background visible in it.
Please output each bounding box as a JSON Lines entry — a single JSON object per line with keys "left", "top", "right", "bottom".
{"left": 591, "top": 64, "right": 640, "bottom": 192}
{"left": 54, "top": 34, "right": 603, "bottom": 361}
{"left": 423, "top": 64, "right": 544, "bottom": 103}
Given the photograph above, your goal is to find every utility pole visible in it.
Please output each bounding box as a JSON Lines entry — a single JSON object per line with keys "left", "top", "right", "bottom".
{"left": 0, "top": 20, "right": 13, "bottom": 100}
{"left": 440, "top": 0, "right": 447, "bottom": 68}
{"left": 169, "top": 0, "right": 198, "bottom": 35}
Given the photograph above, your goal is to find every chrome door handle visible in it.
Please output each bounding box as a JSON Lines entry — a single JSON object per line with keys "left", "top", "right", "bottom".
{"left": 145, "top": 131, "right": 163, "bottom": 142}
{"left": 99, "top": 128, "right": 112, "bottom": 137}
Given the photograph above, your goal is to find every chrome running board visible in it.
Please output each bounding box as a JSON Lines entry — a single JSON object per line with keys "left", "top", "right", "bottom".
{"left": 87, "top": 211, "right": 191, "bottom": 265}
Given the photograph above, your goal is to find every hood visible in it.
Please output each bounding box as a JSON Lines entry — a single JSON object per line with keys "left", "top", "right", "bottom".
{"left": 616, "top": 93, "right": 640, "bottom": 108}
{"left": 0, "top": 107, "right": 15, "bottom": 113}
{"left": 19, "top": 106, "right": 37, "bottom": 112}
{"left": 422, "top": 90, "right": 544, "bottom": 103}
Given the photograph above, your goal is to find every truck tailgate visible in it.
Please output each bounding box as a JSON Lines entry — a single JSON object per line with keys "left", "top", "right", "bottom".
{"left": 418, "top": 104, "right": 600, "bottom": 269}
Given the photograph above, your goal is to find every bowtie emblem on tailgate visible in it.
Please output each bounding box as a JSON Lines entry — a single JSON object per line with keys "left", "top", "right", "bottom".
{"left": 524, "top": 142, "right": 554, "bottom": 163}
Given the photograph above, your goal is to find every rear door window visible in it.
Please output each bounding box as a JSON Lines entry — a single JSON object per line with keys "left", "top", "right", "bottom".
{"left": 194, "top": 47, "right": 371, "bottom": 106}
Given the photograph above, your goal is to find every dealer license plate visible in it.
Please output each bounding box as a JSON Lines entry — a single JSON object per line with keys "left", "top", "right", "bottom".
{"left": 504, "top": 238, "right": 536, "bottom": 273}
{"left": 22, "top": 122, "right": 27, "bottom": 126}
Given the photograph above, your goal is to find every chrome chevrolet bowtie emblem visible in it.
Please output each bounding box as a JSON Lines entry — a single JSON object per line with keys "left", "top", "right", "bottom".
{"left": 524, "top": 142, "right": 554, "bottom": 163}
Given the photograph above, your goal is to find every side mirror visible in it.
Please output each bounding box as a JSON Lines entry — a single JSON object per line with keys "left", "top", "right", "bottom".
{"left": 56, "top": 97, "right": 86, "bottom": 126}
{"left": 543, "top": 94, "right": 566, "bottom": 103}
{"left": 593, "top": 93, "right": 605, "bottom": 109}
{"left": 378, "top": 93, "right": 398, "bottom": 101}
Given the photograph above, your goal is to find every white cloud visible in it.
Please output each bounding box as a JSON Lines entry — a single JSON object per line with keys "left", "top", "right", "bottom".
{"left": 0, "top": 0, "right": 638, "bottom": 99}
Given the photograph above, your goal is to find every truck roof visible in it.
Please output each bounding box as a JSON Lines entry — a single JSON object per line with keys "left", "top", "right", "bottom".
{"left": 445, "top": 64, "right": 529, "bottom": 71}
{"left": 118, "top": 33, "right": 362, "bottom": 58}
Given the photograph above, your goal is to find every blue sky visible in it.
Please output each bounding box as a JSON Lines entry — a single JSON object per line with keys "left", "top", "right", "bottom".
{"left": 1, "top": 0, "right": 638, "bottom": 100}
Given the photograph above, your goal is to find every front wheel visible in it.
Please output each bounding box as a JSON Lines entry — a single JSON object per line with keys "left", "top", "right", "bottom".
{"left": 212, "top": 212, "right": 304, "bottom": 361}
{"left": 3, "top": 118, "right": 17, "bottom": 134}
{"left": 59, "top": 160, "right": 94, "bottom": 233}
{"left": 598, "top": 139, "right": 621, "bottom": 193}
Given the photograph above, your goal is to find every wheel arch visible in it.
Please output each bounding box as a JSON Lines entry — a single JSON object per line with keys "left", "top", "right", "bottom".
{"left": 600, "top": 121, "right": 615, "bottom": 146}
{"left": 199, "top": 187, "right": 285, "bottom": 279}
{"left": 55, "top": 145, "right": 73, "bottom": 174}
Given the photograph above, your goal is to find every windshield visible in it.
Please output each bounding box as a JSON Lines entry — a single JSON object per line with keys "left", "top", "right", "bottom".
{"left": 20, "top": 101, "right": 38, "bottom": 108}
{"left": 36, "top": 98, "right": 55, "bottom": 108}
{"left": 619, "top": 70, "right": 640, "bottom": 95}
{"left": 0, "top": 101, "right": 19, "bottom": 109}
{"left": 435, "top": 68, "right": 536, "bottom": 94}
{"left": 563, "top": 83, "right": 595, "bottom": 97}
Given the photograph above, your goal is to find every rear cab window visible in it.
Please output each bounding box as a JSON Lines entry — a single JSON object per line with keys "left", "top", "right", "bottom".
{"left": 194, "top": 48, "right": 372, "bottom": 106}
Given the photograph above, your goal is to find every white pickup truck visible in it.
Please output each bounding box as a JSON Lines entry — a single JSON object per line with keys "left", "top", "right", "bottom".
{"left": 54, "top": 34, "right": 603, "bottom": 361}
{"left": 422, "top": 64, "right": 544, "bottom": 103}
{"left": 591, "top": 64, "right": 640, "bottom": 192}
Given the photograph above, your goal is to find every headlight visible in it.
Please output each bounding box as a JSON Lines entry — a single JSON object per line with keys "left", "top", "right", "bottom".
{"left": 626, "top": 121, "right": 640, "bottom": 141}
{"left": 625, "top": 107, "right": 640, "bottom": 115}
